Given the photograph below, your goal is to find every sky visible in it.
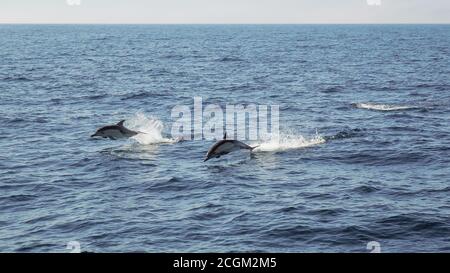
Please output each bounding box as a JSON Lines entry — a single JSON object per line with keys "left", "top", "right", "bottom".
{"left": 0, "top": 0, "right": 449, "bottom": 24}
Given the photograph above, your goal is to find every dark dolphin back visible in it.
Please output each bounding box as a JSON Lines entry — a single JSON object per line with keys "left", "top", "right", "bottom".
{"left": 97, "top": 125, "right": 120, "bottom": 132}
{"left": 207, "top": 139, "right": 252, "bottom": 156}
{"left": 207, "top": 140, "right": 229, "bottom": 156}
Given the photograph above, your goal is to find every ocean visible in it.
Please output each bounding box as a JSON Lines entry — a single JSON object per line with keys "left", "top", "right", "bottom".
{"left": 0, "top": 24, "right": 449, "bottom": 252}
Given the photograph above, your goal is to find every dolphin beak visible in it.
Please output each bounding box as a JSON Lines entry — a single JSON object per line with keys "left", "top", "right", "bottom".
{"left": 203, "top": 157, "right": 209, "bottom": 162}
{"left": 91, "top": 134, "right": 97, "bottom": 137}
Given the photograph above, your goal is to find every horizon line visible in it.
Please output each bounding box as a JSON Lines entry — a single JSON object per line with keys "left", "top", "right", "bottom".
{"left": 1, "top": 22, "right": 450, "bottom": 25}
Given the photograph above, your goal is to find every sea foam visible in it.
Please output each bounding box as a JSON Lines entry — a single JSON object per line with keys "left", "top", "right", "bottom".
{"left": 354, "top": 102, "right": 418, "bottom": 111}
{"left": 126, "top": 112, "right": 178, "bottom": 145}
{"left": 253, "top": 132, "right": 325, "bottom": 152}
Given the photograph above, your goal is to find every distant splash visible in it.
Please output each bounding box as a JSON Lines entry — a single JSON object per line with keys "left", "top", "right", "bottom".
{"left": 253, "top": 132, "right": 325, "bottom": 152}
{"left": 252, "top": 129, "right": 364, "bottom": 153}
{"left": 353, "top": 102, "right": 419, "bottom": 111}
{"left": 126, "top": 113, "right": 179, "bottom": 145}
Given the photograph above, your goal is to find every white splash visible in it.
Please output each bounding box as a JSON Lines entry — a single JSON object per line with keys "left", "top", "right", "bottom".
{"left": 126, "top": 112, "right": 178, "bottom": 145}
{"left": 354, "top": 103, "right": 416, "bottom": 111}
{"left": 253, "top": 131, "right": 325, "bottom": 152}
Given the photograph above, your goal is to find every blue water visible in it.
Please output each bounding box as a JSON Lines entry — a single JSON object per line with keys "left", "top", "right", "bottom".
{"left": 1, "top": 25, "right": 450, "bottom": 253}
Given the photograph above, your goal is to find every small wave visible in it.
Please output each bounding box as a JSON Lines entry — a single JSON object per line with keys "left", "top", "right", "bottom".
{"left": 86, "top": 93, "right": 108, "bottom": 100}
{"left": 264, "top": 224, "right": 324, "bottom": 239}
{"left": 161, "top": 54, "right": 185, "bottom": 60}
{"left": 217, "top": 56, "right": 244, "bottom": 62}
{"left": 375, "top": 214, "right": 450, "bottom": 237}
{"left": 1, "top": 75, "right": 33, "bottom": 82}
{"left": 219, "top": 83, "right": 252, "bottom": 92}
{"left": 121, "top": 91, "right": 150, "bottom": 101}
{"left": 126, "top": 112, "right": 180, "bottom": 145}
{"left": 321, "top": 86, "right": 343, "bottom": 93}
{"left": 309, "top": 208, "right": 347, "bottom": 217}
{"left": 390, "top": 186, "right": 450, "bottom": 197}
{"left": 6, "top": 118, "right": 26, "bottom": 124}
{"left": 353, "top": 185, "right": 380, "bottom": 194}
{"left": 415, "top": 83, "right": 450, "bottom": 91}
{"left": 121, "top": 91, "right": 168, "bottom": 101}
{"left": 324, "top": 128, "right": 366, "bottom": 141}
{"left": 353, "top": 102, "right": 419, "bottom": 111}
{"left": 253, "top": 132, "right": 325, "bottom": 152}
{"left": 146, "top": 176, "right": 190, "bottom": 192}
{"left": 0, "top": 194, "right": 37, "bottom": 204}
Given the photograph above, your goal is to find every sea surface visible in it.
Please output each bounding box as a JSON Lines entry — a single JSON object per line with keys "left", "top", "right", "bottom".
{"left": 0, "top": 25, "right": 449, "bottom": 252}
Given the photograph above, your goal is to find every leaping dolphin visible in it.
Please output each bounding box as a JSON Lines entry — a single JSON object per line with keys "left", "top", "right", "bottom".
{"left": 91, "top": 120, "right": 142, "bottom": 140}
{"left": 204, "top": 133, "right": 258, "bottom": 162}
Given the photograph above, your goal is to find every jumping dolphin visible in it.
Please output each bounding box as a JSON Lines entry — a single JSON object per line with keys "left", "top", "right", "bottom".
{"left": 91, "top": 120, "right": 141, "bottom": 140}
{"left": 204, "top": 133, "right": 258, "bottom": 162}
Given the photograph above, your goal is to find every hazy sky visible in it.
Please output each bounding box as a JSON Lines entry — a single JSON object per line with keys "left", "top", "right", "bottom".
{"left": 1, "top": 0, "right": 449, "bottom": 24}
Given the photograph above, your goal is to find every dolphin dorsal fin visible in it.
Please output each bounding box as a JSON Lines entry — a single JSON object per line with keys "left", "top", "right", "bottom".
{"left": 117, "top": 120, "right": 125, "bottom": 127}
{"left": 223, "top": 132, "right": 227, "bottom": 140}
